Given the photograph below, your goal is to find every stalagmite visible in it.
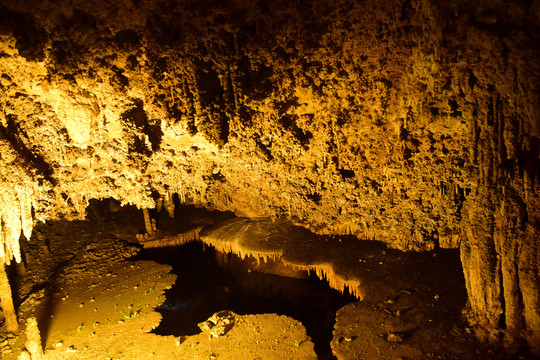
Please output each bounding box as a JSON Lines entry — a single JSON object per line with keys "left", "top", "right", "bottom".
{"left": 156, "top": 197, "right": 163, "bottom": 213}
{"left": 25, "top": 317, "right": 43, "bottom": 360}
{"left": 16, "top": 259, "right": 26, "bottom": 276}
{"left": 41, "top": 243, "right": 50, "bottom": 257}
{"left": 18, "top": 351, "right": 32, "bottom": 360}
{"left": 143, "top": 208, "right": 153, "bottom": 235}
{"left": 0, "top": 259, "right": 18, "bottom": 333}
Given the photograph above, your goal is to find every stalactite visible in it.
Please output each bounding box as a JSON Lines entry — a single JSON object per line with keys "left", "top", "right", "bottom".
{"left": 1, "top": 194, "right": 22, "bottom": 265}
{"left": 201, "top": 235, "right": 282, "bottom": 264}
{"left": 0, "top": 188, "right": 35, "bottom": 265}
{"left": 164, "top": 192, "right": 175, "bottom": 218}
{"left": 179, "top": 187, "right": 186, "bottom": 203}
{"left": 209, "top": 237, "right": 363, "bottom": 299}
{"left": 199, "top": 219, "right": 364, "bottom": 299}
{"left": 20, "top": 187, "right": 34, "bottom": 242}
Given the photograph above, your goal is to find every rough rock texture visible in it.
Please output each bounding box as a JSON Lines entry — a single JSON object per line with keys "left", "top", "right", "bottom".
{"left": 0, "top": 0, "right": 538, "bottom": 353}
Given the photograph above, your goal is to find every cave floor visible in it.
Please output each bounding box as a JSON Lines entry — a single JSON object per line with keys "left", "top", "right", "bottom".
{"left": 0, "top": 204, "right": 511, "bottom": 359}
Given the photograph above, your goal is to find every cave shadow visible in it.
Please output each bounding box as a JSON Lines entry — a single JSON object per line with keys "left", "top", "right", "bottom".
{"left": 138, "top": 241, "right": 357, "bottom": 360}
{"left": 35, "top": 259, "right": 70, "bottom": 347}
{"left": 4, "top": 235, "right": 65, "bottom": 346}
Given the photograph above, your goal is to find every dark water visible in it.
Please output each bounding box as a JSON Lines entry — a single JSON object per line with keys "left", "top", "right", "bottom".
{"left": 139, "top": 241, "right": 357, "bottom": 360}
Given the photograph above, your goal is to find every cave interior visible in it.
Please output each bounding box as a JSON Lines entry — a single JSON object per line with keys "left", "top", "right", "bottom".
{"left": 0, "top": 0, "right": 539, "bottom": 359}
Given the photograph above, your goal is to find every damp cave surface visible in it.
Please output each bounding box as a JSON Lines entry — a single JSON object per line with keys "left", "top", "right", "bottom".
{"left": 1, "top": 202, "right": 519, "bottom": 360}
{"left": 138, "top": 241, "right": 357, "bottom": 360}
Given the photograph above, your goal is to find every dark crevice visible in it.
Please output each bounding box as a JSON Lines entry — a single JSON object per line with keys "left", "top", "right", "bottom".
{"left": 448, "top": 99, "right": 462, "bottom": 118}
{"left": 121, "top": 99, "right": 163, "bottom": 153}
{"left": 0, "top": 7, "right": 47, "bottom": 62}
{"left": 194, "top": 65, "right": 230, "bottom": 146}
{"left": 145, "top": 13, "right": 183, "bottom": 46}
{"left": 338, "top": 168, "right": 355, "bottom": 180}
{"left": 196, "top": 66, "right": 223, "bottom": 108}
{"left": 0, "top": 115, "right": 55, "bottom": 184}
{"left": 306, "top": 192, "right": 322, "bottom": 205}
{"left": 114, "top": 29, "right": 141, "bottom": 50}
{"left": 111, "top": 66, "right": 130, "bottom": 88}
{"left": 241, "top": 63, "right": 275, "bottom": 101}
{"left": 278, "top": 114, "right": 313, "bottom": 148}
{"left": 254, "top": 136, "right": 273, "bottom": 161}
{"left": 498, "top": 264, "right": 506, "bottom": 330}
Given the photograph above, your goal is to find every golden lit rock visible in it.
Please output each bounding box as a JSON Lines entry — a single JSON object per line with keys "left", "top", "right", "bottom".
{"left": 0, "top": 0, "right": 538, "bottom": 357}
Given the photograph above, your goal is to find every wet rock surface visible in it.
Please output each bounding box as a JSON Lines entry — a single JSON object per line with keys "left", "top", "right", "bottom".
{"left": 0, "top": 0, "right": 538, "bottom": 354}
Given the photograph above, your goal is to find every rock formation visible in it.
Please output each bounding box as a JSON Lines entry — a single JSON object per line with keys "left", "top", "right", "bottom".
{"left": 0, "top": 0, "right": 538, "bottom": 353}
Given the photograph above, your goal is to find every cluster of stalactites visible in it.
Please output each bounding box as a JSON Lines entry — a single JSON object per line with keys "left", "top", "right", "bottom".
{"left": 211, "top": 240, "right": 281, "bottom": 266}
{"left": 156, "top": 191, "right": 176, "bottom": 219}
{"left": 289, "top": 263, "right": 363, "bottom": 299}
{"left": 207, "top": 238, "right": 364, "bottom": 300}
{"left": 0, "top": 186, "right": 35, "bottom": 264}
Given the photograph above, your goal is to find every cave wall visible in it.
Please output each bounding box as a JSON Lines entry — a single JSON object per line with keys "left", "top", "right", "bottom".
{"left": 0, "top": 0, "right": 538, "bottom": 352}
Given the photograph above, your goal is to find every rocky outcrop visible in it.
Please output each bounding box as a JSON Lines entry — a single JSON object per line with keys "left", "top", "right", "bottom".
{"left": 0, "top": 0, "right": 538, "bottom": 353}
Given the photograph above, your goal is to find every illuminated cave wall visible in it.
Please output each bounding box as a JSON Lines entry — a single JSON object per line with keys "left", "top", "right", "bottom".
{"left": 0, "top": 0, "right": 538, "bottom": 352}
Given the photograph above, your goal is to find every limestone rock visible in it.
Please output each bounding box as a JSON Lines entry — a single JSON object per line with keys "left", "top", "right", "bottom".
{"left": 0, "top": 0, "right": 538, "bottom": 354}
{"left": 198, "top": 310, "right": 237, "bottom": 338}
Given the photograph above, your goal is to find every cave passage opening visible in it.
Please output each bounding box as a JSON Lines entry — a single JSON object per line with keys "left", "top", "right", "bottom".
{"left": 137, "top": 240, "right": 357, "bottom": 360}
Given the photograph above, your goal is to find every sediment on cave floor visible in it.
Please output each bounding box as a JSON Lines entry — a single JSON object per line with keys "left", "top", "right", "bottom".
{"left": 0, "top": 202, "right": 522, "bottom": 359}
{"left": 138, "top": 240, "right": 358, "bottom": 360}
